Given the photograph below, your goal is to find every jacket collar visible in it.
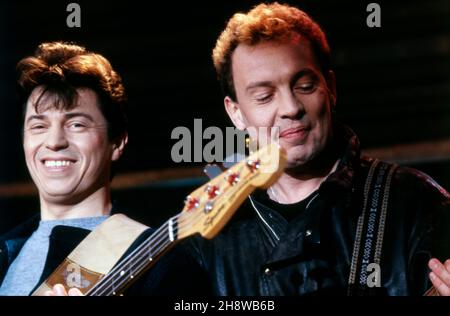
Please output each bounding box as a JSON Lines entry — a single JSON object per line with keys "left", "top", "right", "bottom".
{"left": 249, "top": 123, "right": 361, "bottom": 247}
{"left": 0, "top": 214, "right": 40, "bottom": 268}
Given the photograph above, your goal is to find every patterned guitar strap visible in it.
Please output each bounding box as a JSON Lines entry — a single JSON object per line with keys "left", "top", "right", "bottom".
{"left": 347, "top": 159, "right": 399, "bottom": 296}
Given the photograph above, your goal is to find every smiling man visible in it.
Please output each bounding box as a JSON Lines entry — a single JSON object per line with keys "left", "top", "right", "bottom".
{"left": 188, "top": 3, "right": 450, "bottom": 296}
{"left": 0, "top": 42, "right": 211, "bottom": 296}
{"left": 24, "top": 87, "right": 121, "bottom": 220}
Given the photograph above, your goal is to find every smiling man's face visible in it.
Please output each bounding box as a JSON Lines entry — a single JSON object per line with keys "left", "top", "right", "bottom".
{"left": 225, "top": 38, "right": 336, "bottom": 169}
{"left": 23, "top": 87, "right": 121, "bottom": 205}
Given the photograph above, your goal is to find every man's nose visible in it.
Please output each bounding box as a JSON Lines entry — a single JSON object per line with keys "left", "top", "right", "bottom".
{"left": 45, "top": 126, "right": 69, "bottom": 150}
{"left": 278, "top": 91, "right": 304, "bottom": 119}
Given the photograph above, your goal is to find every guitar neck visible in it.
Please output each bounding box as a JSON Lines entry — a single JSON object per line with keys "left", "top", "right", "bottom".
{"left": 85, "top": 216, "right": 181, "bottom": 296}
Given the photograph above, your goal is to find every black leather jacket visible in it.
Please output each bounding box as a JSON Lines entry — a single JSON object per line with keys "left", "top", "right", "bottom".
{"left": 188, "top": 125, "right": 450, "bottom": 296}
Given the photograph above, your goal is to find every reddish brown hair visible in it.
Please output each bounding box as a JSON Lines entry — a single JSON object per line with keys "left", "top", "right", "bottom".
{"left": 213, "top": 2, "right": 331, "bottom": 101}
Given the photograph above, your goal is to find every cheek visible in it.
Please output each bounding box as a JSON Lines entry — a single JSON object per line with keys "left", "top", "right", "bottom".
{"left": 304, "top": 99, "right": 332, "bottom": 144}
{"left": 76, "top": 135, "right": 111, "bottom": 163}
{"left": 304, "top": 95, "right": 331, "bottom": 126}
{"left": 23, "top": 136, "right": 39, "bottom": 162}
{"left": 242, "top": 106, "right": 276, "bottom": 127}
{"left": 75, "top": 132, "right": 107, "bottom": 150}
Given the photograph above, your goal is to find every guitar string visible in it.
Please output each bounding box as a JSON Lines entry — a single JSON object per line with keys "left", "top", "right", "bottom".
{"left": 92, "top": 155, "right": 264, "bottom": 295}
{"left": 88, "top": 208, "right": 211, "bottom": 295}
{"left": 99, "top": 160, "right": 266, "bottom": 295}
{"left": 93, "top": 232, "right": 173, "bottom": 295}
{"left": 88, "top": 165, "right": 240, "bottom": 295}
{"left": 88, "top": 163, "right": 250, "bottom": 295}
{"left": 87, "top": 211, "right": 200, "bottom": 295}
{"left": 88, "top": 193, "right": 218, "bottom": 295}
{"left": 89, "top": 161, "right": 255, "bottom": 295}
{"left": 89, "top": 173, "right": 233, "bottom": 295}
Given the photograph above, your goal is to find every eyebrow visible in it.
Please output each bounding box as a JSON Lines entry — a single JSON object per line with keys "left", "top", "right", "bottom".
{"left": 245, "top": 81, "right": 273, "bottom": 92}
{"left": 290, "top": 68, "right": 318, "bottom": 87}
{"left": 26, "top": 114, "right": 46, "bottom": 124}
{"left": 245, "top": 68, "right": 317, "bottom": 93}
{"left": 65, "top": 112, "right": 95, "bottom": 122}
{"left": 26, "top": 112, "right": 95, "bottom": 124}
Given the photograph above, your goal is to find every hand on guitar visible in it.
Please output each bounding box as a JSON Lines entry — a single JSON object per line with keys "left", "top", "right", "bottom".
{"left": 44, "top": 284, "right": 84, "bottom": 296}
{"left": 428, "top": 258, "right": 450, "bottom": 296}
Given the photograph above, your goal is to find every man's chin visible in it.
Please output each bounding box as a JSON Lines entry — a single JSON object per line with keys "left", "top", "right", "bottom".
{"left": 285, "top": 160, "right": 308, "bottom": 171}
{"left": 285, "top": 147, "right": 312, "bottom": 167}
{"left": 40, "top": 187, "right": 79, "bottom": 202}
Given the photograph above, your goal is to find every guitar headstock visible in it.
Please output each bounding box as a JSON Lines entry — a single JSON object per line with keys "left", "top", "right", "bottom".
{"left": 177, "top": 143, "right": 286, "bottom": 239}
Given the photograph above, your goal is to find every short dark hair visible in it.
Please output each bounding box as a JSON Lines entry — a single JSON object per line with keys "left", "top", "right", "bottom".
{"left": 212, "top": 2, "right": 331, "bottom": 101}
{"left": 17, "top": 41, "right": 128, "bottom": 141}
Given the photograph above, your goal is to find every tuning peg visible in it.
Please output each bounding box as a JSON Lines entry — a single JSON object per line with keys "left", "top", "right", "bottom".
{"left": 204, "top": 201, "right": 214, "bottom": 214}
{"left": 205, "top": 185, "right": 220, "bottom": 199}
{"left": 225, "top": 171, "right": 240, "bottom": 185}
{"left": 184, "top": 196, "right": 199, "bottom": 211}
{"left": 246, "top": 159, "right": 260, "bottom": 172}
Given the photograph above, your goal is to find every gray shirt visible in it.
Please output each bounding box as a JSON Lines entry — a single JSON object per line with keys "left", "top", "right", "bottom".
{"left": 0, "top": 216, "right": 108, "bottom": 296}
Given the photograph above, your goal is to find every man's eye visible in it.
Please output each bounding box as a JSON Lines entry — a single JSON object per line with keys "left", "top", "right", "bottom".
{"left": 255, "top": 94, "right": 272, "bottom": 104}
{"left": 30, "top": 124, "right": 46, "bottom": 130}
{"left": 295, "top": 83, "right": 316, "bottom": 93}
{"left": 27, "top": 124, "right": 47, "bottom": 134}
{"left": 68, "top": 122, "right": 87, "bottom": 130}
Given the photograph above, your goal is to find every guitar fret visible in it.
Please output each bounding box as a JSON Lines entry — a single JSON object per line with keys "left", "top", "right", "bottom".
{"left": 111, "top": 281, "right": 116, "bottom": 296}
{"left": 128, "top": 261, "right": 134, "bottom": 280}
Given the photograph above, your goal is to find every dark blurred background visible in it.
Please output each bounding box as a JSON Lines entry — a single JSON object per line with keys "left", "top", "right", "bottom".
{"left": 1, "top": 0, "right": 449, "bottom": 233}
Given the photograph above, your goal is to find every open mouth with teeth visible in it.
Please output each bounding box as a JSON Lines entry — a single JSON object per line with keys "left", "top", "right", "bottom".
{"left": 44, "top": 160, "right": 74, "bottom": 167}
{"left": 41, "top": 159, "right": 77, "bottom": 171}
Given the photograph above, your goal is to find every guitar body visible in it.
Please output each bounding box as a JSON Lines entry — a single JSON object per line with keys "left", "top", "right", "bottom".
{"left": 32, "top": 214, "right": 148, "bottom": 295}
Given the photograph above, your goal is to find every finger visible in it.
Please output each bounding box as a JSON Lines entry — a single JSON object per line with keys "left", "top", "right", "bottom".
{"left": 68, "top": 288, "right": 84, "bottom": 296}
{"left": 44, "top": 290, "right": 55, "bottom": 296}
{"left": 53, "top": 284, "right": 68, "bottom": 296}
{"left": 429, "top": 258, "right": 450, "bottom": 283}
{"left": 429, "top": 259, "right": 450, "bottom": 296}
{"left": 429, "top": 272, "right": 450, "bottom": 296}
{"left": 445, "top": 259, "right": 450, "bottom": 273}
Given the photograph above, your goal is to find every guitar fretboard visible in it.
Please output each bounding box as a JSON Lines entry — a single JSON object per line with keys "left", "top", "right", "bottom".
{"left": 86, "top": 216, "right": 179, "bottom": 296}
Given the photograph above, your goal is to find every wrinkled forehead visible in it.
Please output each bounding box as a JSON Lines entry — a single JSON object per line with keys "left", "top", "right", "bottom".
{"left": 25, "top": 86, "right": 101, "bottom": 116}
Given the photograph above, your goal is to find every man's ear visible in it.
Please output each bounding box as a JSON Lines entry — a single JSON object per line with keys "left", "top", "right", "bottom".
{"left": 326, "top": 70, "right": 337, "bottom": 108}
{"left": 224, "top": 96, "right": 246, "bottom": 130}
{"left": 111, "top": 132, "right": 128, "bottom": 161}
